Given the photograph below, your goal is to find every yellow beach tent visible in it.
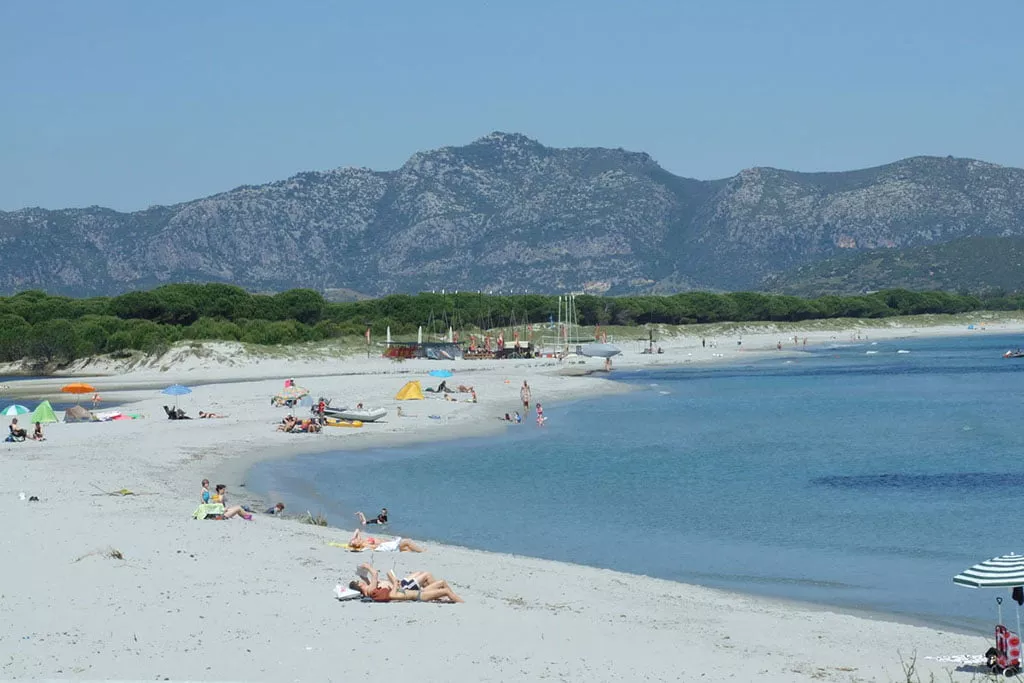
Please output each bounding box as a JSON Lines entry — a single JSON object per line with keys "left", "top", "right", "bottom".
{"left": 395, "top": 380, "right": 424, "bottom": 400}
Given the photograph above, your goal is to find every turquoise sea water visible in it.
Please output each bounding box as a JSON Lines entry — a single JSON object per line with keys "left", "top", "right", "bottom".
{"left": 248, "top": 334, "right": 1024, "bottom": 631}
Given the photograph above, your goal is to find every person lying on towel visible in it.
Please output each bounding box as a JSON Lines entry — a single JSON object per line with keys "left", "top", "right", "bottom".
{"left": 349, "top": 563, "right": 463, "bottom": 603}
{"left": 347, "top": 528, "right": 424, "bottom": 552}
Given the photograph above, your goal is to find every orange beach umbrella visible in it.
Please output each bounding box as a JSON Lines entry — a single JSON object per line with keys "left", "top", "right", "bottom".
{"left": 61, "top": 382, "right": 96, "bottom": 394}
{"left": 61, "top": 382, "right": 96, "bottom": 404}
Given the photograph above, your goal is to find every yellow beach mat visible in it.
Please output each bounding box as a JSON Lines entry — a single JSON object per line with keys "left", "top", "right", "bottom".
{"left": 327, "top": 541, "right": 365, "bottom": 552}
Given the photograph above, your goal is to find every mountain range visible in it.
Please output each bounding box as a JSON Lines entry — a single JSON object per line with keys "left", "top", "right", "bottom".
{"left": 3, "top": 132, "right": 1024, "bottom": 297}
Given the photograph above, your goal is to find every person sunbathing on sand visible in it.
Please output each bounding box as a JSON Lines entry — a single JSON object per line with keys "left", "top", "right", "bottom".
{"left": 349, "top": 563, "right": 462, "bottom": 603}
{"left": 348, "top": 528, "right": 423, "bottom": 552}
{"left": 276, "top": 416, "right": 297, "bottom": 432}
{"left": 198, "top": 411, "right": 225, "bottom": 418}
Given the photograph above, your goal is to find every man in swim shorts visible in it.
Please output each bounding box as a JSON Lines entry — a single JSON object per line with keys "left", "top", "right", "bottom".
{"left": 355, "top": 508, "right": 388, "bottom": 526}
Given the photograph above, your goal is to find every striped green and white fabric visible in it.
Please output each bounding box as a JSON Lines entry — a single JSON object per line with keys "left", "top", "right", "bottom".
{"left": 954, "top": 553, "right": 1024, "bottom": 588}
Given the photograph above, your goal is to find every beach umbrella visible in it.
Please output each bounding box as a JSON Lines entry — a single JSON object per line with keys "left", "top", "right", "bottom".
{"left": 61, "top": 382, "right": 96, "bottom": 404}
{"left": 282, "top": 385, "right": 308, "bottom": 398}
{"left": 955, "top": 552, "right": 1024, "bottom": 636}
{"left": 954, "top": 553, "right": 1024, "bottom": 588}
{"left": 161, "top": 384, "right": 192, "bottom": 408}
{"left": 386, "top": 326, "right": 392, "bottom": 345}
{"left": 428, "top": 369, "right": 453, "bottom": 378}
{"left": 1, "top": 404, "right": 30, "bottom": 416}
{"left": 61, "top": 382, "right": 95, "bottom": 394}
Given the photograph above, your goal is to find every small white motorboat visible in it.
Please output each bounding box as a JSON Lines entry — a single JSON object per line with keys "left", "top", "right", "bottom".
{"left": 323, "top": 407, "right": 388, "bottom": 422}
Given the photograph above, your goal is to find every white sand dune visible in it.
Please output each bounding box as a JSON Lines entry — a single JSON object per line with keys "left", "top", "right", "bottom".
{"left": 1, "top": 320, "right": 1018, "bottom": 681}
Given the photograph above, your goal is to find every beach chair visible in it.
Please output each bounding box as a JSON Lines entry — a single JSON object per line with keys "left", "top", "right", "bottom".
{"left": 987, "top": 624, "right": 1021, "bottom": 676}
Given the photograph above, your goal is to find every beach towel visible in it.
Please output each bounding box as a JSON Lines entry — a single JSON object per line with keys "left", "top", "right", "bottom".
{"left": 333, "top": 584, "right": 362, "bottom": 601}
{"left": 375, "top": 537, "right": 401, "bottom": 552}
{"left": 328, "top": 542, "right": 364, "bottom": 552}
{"left": 192, "top": 503, "right": 226, "bottom": 520}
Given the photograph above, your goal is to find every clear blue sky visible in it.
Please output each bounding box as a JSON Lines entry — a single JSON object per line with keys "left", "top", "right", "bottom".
{"left": 3, "top": 0, "right": 1022, "bottom": 211}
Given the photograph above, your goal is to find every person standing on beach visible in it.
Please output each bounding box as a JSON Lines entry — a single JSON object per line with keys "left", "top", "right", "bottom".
{"left": 520, "top": 381, "right": 532, "bottom": 413}
{"left": 536, "top": 402, "right": 545, "bottom": 425}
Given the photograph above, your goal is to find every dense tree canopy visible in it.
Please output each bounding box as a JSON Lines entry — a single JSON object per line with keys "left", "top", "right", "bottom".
{"left": 0, "top": 283, "right": 1017, "bottom": 366}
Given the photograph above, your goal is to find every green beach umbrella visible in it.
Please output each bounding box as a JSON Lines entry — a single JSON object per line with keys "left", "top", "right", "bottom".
{"left": 30, "top": 400, "right": 58, "bottom": 424}
{"left": 2, "top": 404, "right": 30, "bottom": 416}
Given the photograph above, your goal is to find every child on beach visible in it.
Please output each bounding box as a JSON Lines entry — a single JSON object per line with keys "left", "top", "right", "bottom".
{"left": 514, "top": 411, "right": 521, "bottom": 424}
{"left": 264, "top": 502, "right": 285, "bottom": 515}
{"left": 201, "top": 479, "right": 211, "bottom": 503}
{"left": 536, "top": 402, "right": 545, "bottom": 425}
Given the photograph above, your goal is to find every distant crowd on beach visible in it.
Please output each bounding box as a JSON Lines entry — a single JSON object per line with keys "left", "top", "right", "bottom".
{"left": 183, "top": 373, "right": 566, "bottom": 606}
{"left": 190, "top": 474, "right": 462, "bottom": 604}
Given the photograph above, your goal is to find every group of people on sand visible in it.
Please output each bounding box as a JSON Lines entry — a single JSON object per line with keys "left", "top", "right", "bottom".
{"left": 7, "top": 418, "right": 44, "bottom": 442}
{"left": 196, "top": 479, "right": 286, "bottom": 521}
{"left": 276, "top": 415, "right": 321, "bottom": 433}
{"left": 501, "top": 381, "right": 545, "bottom": 425}
{"left": 343, "top": 506, "right": 461, "bottom": 602}
{"left": 348, "top": 562, "right": 463, "bottom": 603}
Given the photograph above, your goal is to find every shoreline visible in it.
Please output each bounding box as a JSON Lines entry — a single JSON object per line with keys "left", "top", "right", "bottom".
{"left": 1, "top": 317, "right": 1015, "bottom": 680}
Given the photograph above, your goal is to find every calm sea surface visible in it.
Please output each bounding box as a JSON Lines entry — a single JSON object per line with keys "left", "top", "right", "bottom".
{"left": 248, "top": 333, "right": 1024, "bottom": 631}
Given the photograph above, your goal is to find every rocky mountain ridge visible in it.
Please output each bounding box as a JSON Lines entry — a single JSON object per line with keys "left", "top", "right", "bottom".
{"left": 3, "top": 132, "right": 1024, "bottom": 296}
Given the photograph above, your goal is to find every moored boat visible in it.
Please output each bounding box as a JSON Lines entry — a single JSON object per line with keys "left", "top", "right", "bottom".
{"left": 323, "top": 406, "right": 388, "bottom": 422}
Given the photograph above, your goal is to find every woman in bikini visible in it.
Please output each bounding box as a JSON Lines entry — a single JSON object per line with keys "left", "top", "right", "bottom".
{"left": 212, "top": 484, "right": 253, "bottom": 520}
{"left": 349, "top": 563, "right": 463, "bottom": 603}
{"left": 347, "top": 528, "right": 424, "bottom": 552}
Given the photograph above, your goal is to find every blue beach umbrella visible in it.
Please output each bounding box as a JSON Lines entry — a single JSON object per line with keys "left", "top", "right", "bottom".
{"left": 1, "top": 404, "right": 30, "bottom": 416}
{"left": 428, "top": 369, "right": 453, "bottom": 378}
{"left": 161, "top": 384, "right": 192, "bottom": 408}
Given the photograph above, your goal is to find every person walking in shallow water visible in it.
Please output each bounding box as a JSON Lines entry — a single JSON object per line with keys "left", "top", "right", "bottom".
{"left": 520, "top": 381, "right": 532, "bottom": 413}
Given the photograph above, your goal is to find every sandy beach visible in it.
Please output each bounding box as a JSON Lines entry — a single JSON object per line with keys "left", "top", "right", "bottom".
{"left": 2, "top": 317, "right": 1021, "bottom": 681}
